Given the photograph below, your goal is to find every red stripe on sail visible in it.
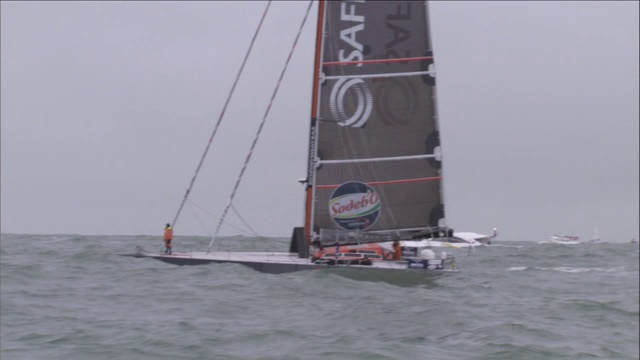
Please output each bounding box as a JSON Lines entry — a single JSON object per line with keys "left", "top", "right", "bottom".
{"left": 316, "top": 176, "right": 442, "bottom": 189}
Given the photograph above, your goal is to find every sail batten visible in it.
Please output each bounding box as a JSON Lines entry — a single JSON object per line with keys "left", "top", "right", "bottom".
{"left": 322, "top": 70, "right": 434, "bottom": 80}
{"left": 323, "top": 56, "right": 433, "bottom": 66}
{"left": 319, "top": 153, "right": 438, "bottom": 165}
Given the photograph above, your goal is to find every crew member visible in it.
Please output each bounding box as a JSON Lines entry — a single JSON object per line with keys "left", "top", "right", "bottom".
{"left": 392, "top": 240, "right": 402, "bottom": 261}
{"left": 163, "top": 223, "right": 173, "bottom": 255}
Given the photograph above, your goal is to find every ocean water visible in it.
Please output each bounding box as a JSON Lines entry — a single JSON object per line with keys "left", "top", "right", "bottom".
{"left": 1, "top": 234, "right": 638, "bottom": 360}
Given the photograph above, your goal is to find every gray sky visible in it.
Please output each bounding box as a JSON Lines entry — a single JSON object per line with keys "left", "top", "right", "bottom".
{"left": 1, "top": 1, "right": 638, "bottom": 242}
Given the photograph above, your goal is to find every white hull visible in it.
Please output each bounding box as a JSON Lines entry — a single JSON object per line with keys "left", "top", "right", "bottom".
{"left": 392, "top": 238, "right": 480, "bottom": 249}
{"left": 539, "top": 235, "right": 581, "bottom": 245}
{"left": 539, "top": 240, "right": 581, "bottom": 245}
{"left": 129, "top": 249, "right": 459, "bottom": 275}
{"left": 452, "top": 232, "right": 493, "bottom": 246}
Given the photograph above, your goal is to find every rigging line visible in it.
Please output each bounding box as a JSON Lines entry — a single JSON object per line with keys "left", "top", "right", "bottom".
{"left": 170, "top": 1, "right": 272, "bottom": 229}
{"left": 187, "top": 199, "right": 256, "bottom": 237}
{"left": 230, "top": 204, "right": 261, "bottom": 237}
{"left": 186, "top": 201, "right": 213, "bottom": 237}
{"left": 207, "top": 0, "right": 315, "bottom": 252}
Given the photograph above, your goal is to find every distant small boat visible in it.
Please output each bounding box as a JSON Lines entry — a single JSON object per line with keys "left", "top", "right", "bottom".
{"left": 539, "top": 234, "right": 581, "bottom": 245}
{"left": 454, "top": 228, "right": 498, "bottom": 245}
{"left": 588, "top": 224, "right": 601, "bottom": 243}
{"left": 631, "top": 238, "right": 638, "bottom": 244}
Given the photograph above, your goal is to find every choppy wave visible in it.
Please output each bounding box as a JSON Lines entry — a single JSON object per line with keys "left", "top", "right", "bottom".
{"left": 508, "top": 266, "right": 629, "bottom": 273}
{"left": 1, "top": 234, "right": 638, "bottom": 360}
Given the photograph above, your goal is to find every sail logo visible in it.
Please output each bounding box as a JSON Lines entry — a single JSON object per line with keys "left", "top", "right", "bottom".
{"left": 329, "top": 181, "right": 381, "bottom": 230}
{"left": 329, "top": 78, "right": 373, "bottom": 127}
{"left": 329, "top": 1, "right": 373, "bottom": 128}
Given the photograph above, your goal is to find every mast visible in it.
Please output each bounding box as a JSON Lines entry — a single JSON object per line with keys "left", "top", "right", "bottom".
{"left": 304, "top": 0, "right": 327, "bottom": 245}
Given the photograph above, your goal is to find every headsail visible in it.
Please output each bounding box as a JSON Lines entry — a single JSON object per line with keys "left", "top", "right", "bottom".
{"left": 306, "top": 1, "right": 444, "bottom": 243}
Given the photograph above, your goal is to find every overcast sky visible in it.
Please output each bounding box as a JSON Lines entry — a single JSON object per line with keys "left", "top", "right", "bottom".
{"left": 1, "top": 1, "right": 638, "bottom": 242}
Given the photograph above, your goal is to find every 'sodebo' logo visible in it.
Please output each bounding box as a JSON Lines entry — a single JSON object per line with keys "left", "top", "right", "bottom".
{"left": 329, "top": 181, "right": 381, "bottom": 230}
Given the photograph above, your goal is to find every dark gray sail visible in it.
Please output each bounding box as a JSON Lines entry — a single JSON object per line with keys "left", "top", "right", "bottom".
{"left": 308, "top": 0, "right": 444, "bottom": 238}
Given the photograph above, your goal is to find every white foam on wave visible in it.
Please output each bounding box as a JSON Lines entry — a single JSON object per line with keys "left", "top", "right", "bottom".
{"left": 535, "top": 266, "right": 621, "bottom": 273}
{"left": 507, "top": 266, "right": 528, "bottom": 271}
{"left": 490, "top": 245, "right": 525, "bottom": 249}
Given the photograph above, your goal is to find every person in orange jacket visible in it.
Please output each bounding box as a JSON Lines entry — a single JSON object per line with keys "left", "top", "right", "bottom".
{"left": 392, "top": 240, "right": 402, "bottom": 261}
{"left": 163, "top": 223, "right": 173, "bottom": 254}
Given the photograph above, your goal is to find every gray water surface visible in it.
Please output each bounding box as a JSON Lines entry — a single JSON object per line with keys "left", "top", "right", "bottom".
{"left": 1, "top": 234, "right": 638, "bottom": 360}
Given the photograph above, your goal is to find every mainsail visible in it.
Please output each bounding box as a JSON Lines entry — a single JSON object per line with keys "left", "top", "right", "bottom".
{"left": 305, "top": 1, "right": 445, "bottom": 242}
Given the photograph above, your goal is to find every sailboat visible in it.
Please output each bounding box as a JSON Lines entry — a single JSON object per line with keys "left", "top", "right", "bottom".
{"left": 131, "top": 0, "right": 463, "bottom": 274}
{"left": 588, "top": 224, "right": 601, "bottom": 243}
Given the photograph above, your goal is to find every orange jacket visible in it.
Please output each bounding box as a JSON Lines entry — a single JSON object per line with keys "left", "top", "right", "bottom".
{"left": 393, "top": 243, "right": 401, "bottom": 260}
{"left": 164, "top": 228, "right": 173, "bottom": 240}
